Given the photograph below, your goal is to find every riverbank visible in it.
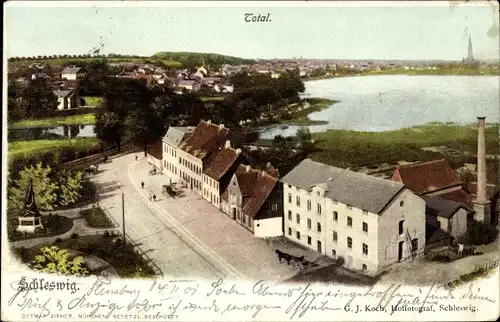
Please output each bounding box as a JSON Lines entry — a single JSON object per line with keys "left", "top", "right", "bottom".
{"left": 282, "top": 98, "right": 339, "bottom": 126}
{"left": 309, "top": 122, "right": 499, "bottom": 168}
{"left": 82, "top": 96, "right": 103, "bottom": 107}
{"left": 303, "top": 67, "right": 500, "bottom": 82}
{"left": 8, "top": 137, "right": 100, "bottom": 159}
{"left": 10, "top": 114, "right": 96, "bottom": 129}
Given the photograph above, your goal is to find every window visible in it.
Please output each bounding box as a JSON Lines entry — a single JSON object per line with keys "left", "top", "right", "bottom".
{"left": 332, "top": 231, "right": 338, "bottom": 242}
{"left": 307, "top": 236, "right": 312, "bottom": 245}
{"left": 362, "top": 243, "right": 368, "bottom": 255}
{"left": 411, "top": 238, "right": 418, "bottom": 251}
{"left": 347, "top": 205, "right": 352, "bottom": 210}
{"left": 317, "top": 241, "right": 322, "bottom": 253}
{"left": 317, "top": 203, "right": 322, "bottom": 215}
{"left": 332, "top": 249, "right": 336, "bottom": 257}
{"left": 296, "top": 214, "right": 300, "bottom": 224}
{"left": 437, "top": 221, "right": 441, "bottom": 229}
{"left": 347, "top": 237, "right": 352, "bottom": 249}
{"left": 347, "top": 216, "right": 353, "bottom": 227}
{"left": 307, "top": 200, "right": 311, "bottom": 211}
{"left": 362, "top": 210, "right": 368, "bottom": 215}
{"left": 288, "top": 228, "right": 292, "bottom": 235}
{"left": 307, "top": 218, "right": 312, "bottom": 229}
{"left": 317, "top": 222, "right": 322, "bottom": 232}
{"left": 333, "top": 211, "right": 338, "bottom": 222}
{"left": 400, "top": 200, "right": 404, "bottom": 207}
{"left": 288, "top": 193, "right": 292, "bottom": 203}
{"left": 288, "top": 184, "right": 292, "bottom": 189}
{"left": 399, "top": 220, "right": 404, "bottom": 235}
{"left": 362, "top": 222, "right": 368, "bottom": 233}
{"left": 296, "top": 196, "right": 301, "bottom": 207}
{"left": 362, "top": 264, "right": 367, "bottom": 271}
{"left": 296, "top": 231, "right": 301, "bottom": 240}
{"left": 272, "top": 203, "right": 278, "bottom": 211}
{"left": 288, "top": 210, "right": 292, "bottom": 220}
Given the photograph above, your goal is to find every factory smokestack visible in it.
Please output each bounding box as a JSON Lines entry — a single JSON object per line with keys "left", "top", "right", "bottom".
{"left": 473, "top": 116, "right": 491, "bottom": 223}
{"left": 476, "top": 117, "right": 487, "bottom": 202}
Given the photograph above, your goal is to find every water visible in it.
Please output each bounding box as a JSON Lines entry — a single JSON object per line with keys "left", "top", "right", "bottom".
{"left": 8, "top": 124, "right": 96, "bottom": 142}
{"left": 259, "top": 75, "right": 500, "bottom": 139}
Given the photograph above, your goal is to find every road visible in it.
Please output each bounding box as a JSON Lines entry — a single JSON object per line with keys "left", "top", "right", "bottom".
{"left": 91, "top": 153, "right": 306, "bottom": 281}
{"left": 92, "top": 154, "right": 232, "bottom": 280}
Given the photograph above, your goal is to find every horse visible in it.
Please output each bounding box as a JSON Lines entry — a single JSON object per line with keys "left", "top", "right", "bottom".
{"left": 457, "top": 243, "right": 464, "bottom": 257}
{"left": 275, "top": 249, "right": 292, "bottom": 265}
{"left": 84, "top": 165, "right": 98, "bottom": 175}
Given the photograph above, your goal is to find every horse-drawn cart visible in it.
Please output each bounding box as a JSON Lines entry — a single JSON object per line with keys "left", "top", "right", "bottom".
{"left": 275, "top": 249, "right": 314, "bottom": 272}
{"left": 162, "top": 184, "right": 181, "bottom": 198}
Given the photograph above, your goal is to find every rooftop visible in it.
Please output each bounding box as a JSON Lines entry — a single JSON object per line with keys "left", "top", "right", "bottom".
{"left": 180, "top": 120, "right": 233, "bottom": 159}
{"left": 282, "top": 159, "right": 405, "bottom": 214}
{"left": 163, "top": 126, "right": 196, "bottom": 148}
{"left": 391, "top": 159, "right": 461, "bottom": 195}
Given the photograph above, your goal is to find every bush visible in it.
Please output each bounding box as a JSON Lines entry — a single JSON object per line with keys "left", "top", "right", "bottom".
{"left": 103, "top": 230, "right": 111, "bottom": 238}
{"left": 70, "top": 233, "right": 80, "bottom": 239}
{"left": 467, "top": 221, "right": 499, "bottom": 245}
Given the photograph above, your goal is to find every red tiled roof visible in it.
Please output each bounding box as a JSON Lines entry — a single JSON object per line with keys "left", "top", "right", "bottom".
{"left": 235, "top": 165, "right": 259, "bottom": 197}
{"left": 180, "top": 121, "right": 231, "bottom": 159}
{"left": 147, "top": 141, "right": 163, "bottom": 160}
{"left": 391, "top": 159, "right": 461, "bottom": 195}
{"left": 234, "top": 165, "right": 278, "bottom": 219}
{"left": 203, "top": 147, "right": 241, "bottom": 181}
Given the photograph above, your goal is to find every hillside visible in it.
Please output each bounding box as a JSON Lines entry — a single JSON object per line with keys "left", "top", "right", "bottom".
{"left": 8, "top": 52, "right": 255, "bottom": 72}
{"left": 153, "top": 51, "right": 255, "bottom": 67}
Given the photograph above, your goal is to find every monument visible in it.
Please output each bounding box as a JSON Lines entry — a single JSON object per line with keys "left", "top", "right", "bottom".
{"left": 16, "top": 179, "right": 44, "bottom": 234}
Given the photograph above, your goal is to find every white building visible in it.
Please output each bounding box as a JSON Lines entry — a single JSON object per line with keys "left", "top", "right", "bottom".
{"left": 162, "top": 126, "right": 195, "bottom": 183}
{"left": 281, "top": 159, "right": 426, "bottom": 276}
{"left": 61, "top": 66, "right": 85, "bottom": 80}
{"left": 53, "top": 89, "right": 75, "bottom": 110}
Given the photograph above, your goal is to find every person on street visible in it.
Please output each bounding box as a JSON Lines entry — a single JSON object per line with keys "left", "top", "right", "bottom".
{"left": 135, "top": 155, "right": 138, "bottom": 161}
{"left": 153, "top": 194, "right": 157, "bottom": 202}
{"left": 141, "top": 181, "right": 145, "bottom": 189}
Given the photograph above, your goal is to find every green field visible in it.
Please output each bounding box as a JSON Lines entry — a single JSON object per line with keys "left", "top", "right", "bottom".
{"left": 200, "top": 96, "right": 225, "bottom": 102}
{"left": 310, "top": 122, "right": 500, "bottom": 168}
{"left": 82, "top": 96, "right": 103, "bottom": 107}
{"left": 10, "top": 114, "right": 96, "bottom": 128}
{"left": 8, "top": 138, "right": 100, "bottom": 158}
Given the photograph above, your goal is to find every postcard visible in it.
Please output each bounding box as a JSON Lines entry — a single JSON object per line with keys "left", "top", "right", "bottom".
{"left": 2, "top": 1, "right": 499, "bottom": 321}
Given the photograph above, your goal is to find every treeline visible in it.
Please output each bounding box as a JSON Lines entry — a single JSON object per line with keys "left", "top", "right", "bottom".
{"left": 153, "top": 51, "right": 255, "bottom": 68}
{"left": 8, "top": 54, "right": 149, "bottom": 61}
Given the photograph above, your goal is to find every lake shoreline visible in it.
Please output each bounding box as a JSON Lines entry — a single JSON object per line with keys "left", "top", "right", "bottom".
{"left": 303, "top": 68, "right": 500, "bottom": 82}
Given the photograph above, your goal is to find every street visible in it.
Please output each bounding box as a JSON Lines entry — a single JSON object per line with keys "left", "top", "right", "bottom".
{"left": 91, "top": 153, "right": 303, "bottom": 281}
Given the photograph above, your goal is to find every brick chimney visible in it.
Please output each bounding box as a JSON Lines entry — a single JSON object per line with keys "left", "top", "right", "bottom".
{"left": 235, "top": 148, "right": 241, "bottom": 154}
{"left": 219, "top": 123, "right": 225, "bottom": 129}
{"left": 207, "top": 120, "right": 211, "bottom": 124}
{"left": 225, "top": 140, "right": 231, "bottom": 149}
{"left": 473, "top": 116, "right": 491, "bottom": 223}
{"left": 245, "top": 165, "right": 251, "bottom": 172}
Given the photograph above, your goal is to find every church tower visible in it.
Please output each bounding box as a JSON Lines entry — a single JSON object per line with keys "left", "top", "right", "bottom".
{"left": 466, "top": 35, "right": 475, "bottom": 63}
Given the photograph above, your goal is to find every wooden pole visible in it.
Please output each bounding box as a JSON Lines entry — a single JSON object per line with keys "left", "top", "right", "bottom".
{"left": 122, "top": 192, "right": 125, "bottom": 245}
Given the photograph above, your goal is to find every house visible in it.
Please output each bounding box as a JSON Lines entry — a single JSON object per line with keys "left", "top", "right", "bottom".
{"left": 61, "top": 66, "right": 85, "bottom": 80}
{"left": 391, "top": 159, "right": 462, "bottom": 196}
{"left": 282, "top": 159, "right": 426, "bottom": 276}
{"left": 53, "top": 89, "right": 76, "bottom": 110}
{"left": 424, "top": 195, "right": 470, "bottom": 240}
{"left": 176, "top": 79, "right": 201, "bottom": 92}
{"left": 221, "top": 165, "right": 283, "bottom": 237}
{"left": 177, "top": 120, "right": 238, "bottom": 196}
{"left": 146, "top": 141, "right": 163, "bottom": 170}
{"left": 162, "top": 126, "right": 196, "bottom": 183}
{"left": 202, "top": 141, "right": 245, "bottom": 208}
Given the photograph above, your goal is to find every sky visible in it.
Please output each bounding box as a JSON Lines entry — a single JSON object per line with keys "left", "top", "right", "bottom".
{"left": 4, "top": 1, "right": 500, "bottom": 61}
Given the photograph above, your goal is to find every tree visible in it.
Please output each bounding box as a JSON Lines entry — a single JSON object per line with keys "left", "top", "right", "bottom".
{"left": 7, "top": 79, "right": 27, "bottom": 121}
{"left": 57, "top": 170, "right": 85, "bottom": 206}
{"left": 95, "top": 109, "right": 125, "bottom": 152}
{"left": 8, "top": 162, "right": 58, "bottom": 212}
{"left": 30, "top": 246, "right": 90, "bottom": 276}
{"left": 23, "top": 78, "right": 58, "bottom": 118}
{"left": 458, "top": 168, "right": 474, "bottom": 192}
{"left": 125, "top": 103, "right": 166, "bottom": 156}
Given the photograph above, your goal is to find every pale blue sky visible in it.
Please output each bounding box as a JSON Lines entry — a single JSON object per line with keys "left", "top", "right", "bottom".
{"left": 4, "top": 2, "right": 500, "bottom": 60}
